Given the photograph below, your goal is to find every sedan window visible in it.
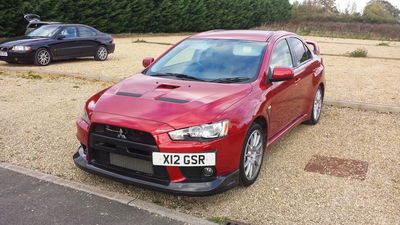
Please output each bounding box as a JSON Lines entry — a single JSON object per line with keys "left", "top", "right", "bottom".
{"left": 145, "top": 39, "right": 267, "bottom": 83}
{"left": 26, "top": 25, "right": 60, "bottom": 37}
{"left": 270, "top": 39, "right": 293, "bottom": 69}
{"left": 60, "top": 27, "right": 78, "bottom": 38}
{"left": 288, "top": 38, "right": 312, "bottom": 66}
{"left": 78, "top": 26, "right": 97, "bottom": 37}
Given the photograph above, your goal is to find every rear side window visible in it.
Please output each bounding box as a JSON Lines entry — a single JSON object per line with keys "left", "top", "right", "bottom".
{"left": 270, "top": 39, "right": 293, "bottom": 69}
{"left": 288, "top": 38, "right": 312, "bottom": 66}
{"left": 60, "top": 27, "right": 78, "bottom": 38}
{"left": 78, "top": 26, "right": 97, "bottom": 37}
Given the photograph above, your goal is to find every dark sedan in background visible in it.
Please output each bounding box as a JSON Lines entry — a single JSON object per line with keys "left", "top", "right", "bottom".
{"left": 0, "top": 24, "right": 115, "bottom": 66}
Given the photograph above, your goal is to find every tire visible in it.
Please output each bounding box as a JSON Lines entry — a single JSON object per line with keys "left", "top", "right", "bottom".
{"left": 94, "top": 45, "right": 108, "bottom": 61}
{"left": 34, "top": 48, "right": 51, "bottom": 66}
{"left": 239, "top": 123, "right": 266, "bottom": 186}
{"left": 304, "top": 86, "right": 323, "bottom": 125}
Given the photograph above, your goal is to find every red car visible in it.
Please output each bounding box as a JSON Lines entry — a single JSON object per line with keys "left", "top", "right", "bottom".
{"left": 74, "top": 30, "right": 325, "bottom": 195}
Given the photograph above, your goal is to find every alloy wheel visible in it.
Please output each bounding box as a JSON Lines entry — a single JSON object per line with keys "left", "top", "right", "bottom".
{"left": 313, "top": 88, "right": 322, "bottom": 121}
{"left": 243, "top": 130, "right": 263, "bottom": 180}
{"left": 97, "top": 46, "right": 107, "bottom": 60}
{"left": 37, "top": 49, "right": 50, "bottom": 65}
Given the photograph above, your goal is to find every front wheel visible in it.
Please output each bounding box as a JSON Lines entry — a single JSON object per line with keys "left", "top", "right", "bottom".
{"left": 94, "top": 45, "right": 108, "bottom": 61}
{"left": 34, "top": 48, "right": 51, "bottom": 66}
{"left": 304, "top": 86, "right": 323, "bottom": 125}
{"left": 240, "top": 123, "right": 265, "bottom": 186}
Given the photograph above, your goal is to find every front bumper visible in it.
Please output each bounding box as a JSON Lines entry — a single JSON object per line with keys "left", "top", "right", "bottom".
{"left": 73, "top": 146, "right": 239, "bottom": 196}
{"left": 0, "top": 50, "right": 34, "bottom": 63}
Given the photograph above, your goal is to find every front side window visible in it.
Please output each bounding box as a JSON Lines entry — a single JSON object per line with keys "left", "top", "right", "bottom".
{"left": 144, "top": 39, "right": 267, "bottom": 83}
{"left": 60, "top": 27, "right": 78, "bottom": 38}
{"left": 26, "top": 25, "right": 60, "bottom": 37}
{"left": 78, "top": 26, "right": 97, "bottom": 37}
{"left": 288, "top": 38, "right": 312, "bottom": 66}
{"left": 270, "top": 39, "right": 293, "bottom": 69}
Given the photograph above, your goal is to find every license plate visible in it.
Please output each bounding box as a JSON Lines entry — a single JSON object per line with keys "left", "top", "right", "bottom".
{"left": 152, "top": 152, "right": 216, "bottom": 167}
{"left": 0, "top": 51, "right": 7, "bottom": 57}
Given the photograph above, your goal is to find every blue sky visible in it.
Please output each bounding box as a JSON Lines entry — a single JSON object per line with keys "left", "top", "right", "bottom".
{"left": 289, "top": 0, "right": 400, "bottom": 13}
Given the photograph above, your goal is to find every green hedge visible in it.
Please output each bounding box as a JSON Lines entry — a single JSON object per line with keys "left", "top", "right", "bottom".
{"left": 0, "top": 0, "right": 291, "bottom": 37}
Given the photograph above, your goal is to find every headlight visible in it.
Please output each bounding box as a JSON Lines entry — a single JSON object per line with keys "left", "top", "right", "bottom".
{"left": 82, "top": 108, "right": 90, "bottom": 124}
{"left": 12, "top": 45, "right": 32, "bottom": 51}
{"left": 168, "top": 120, "right": 229, "bottom": 141}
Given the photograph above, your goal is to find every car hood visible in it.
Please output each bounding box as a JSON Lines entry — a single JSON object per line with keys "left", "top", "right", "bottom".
{"left": 93, "top": 74, "right": 253, "bottom": 129}
{"left": 0, "top": 36, "right": 51, "bottom": 48}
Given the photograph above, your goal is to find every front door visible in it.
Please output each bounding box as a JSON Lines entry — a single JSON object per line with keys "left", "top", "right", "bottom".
{"left": 267, "top": 38, "right": 300, "bottom": 136}
{"left": 51, "top": 26, "right": 81, "bottom": 58}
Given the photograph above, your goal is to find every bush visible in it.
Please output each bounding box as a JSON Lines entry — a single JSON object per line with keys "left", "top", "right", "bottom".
{"left": 347, "top": 48, "right": 368, "bottom": 57}
{"left": 261, "top": 21, "right": 400, "bottom": 41}
{"left": 378, "top": 42, "right": 390, "bottom": 46}
{"left": 0, "top": 0, "right": 292, "bottom": 37}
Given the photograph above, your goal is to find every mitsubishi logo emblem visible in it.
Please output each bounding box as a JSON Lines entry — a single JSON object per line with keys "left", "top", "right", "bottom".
{"left": 105, "top": 126, "right": 127, "bottom": 139}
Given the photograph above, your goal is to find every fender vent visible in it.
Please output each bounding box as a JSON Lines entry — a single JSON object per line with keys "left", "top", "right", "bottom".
{"left": 116, "top": 92, "right": 142, "bottom": 98}
{"left": 155, "top": 97, "right": 189, "bottom": 104}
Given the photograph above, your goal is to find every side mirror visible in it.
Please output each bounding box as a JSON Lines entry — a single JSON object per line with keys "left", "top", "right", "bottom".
{"left": 142, "top": 57, "right": 154, "bottom": 68}
{"left": 270, "top": 67, "right": 294, "bottom": 82}
{"left": 57, "top": 35, "right": 66, "bottom": 40}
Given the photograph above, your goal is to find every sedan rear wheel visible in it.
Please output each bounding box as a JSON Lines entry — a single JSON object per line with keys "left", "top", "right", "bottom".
{"left": 304, "top": 86, "right": 323, "bottom": 125}
{"left": 240, "top": 123, "right": 265, "bottom": 186}
{"left": 34, "top": 48, "right": 51, "bottom": 66}
{"left": 94, "top": 45, "right": 108, "bottom": 61}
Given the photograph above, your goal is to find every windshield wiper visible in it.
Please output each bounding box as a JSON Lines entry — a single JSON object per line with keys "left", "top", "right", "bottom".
{"left": 151, "top": 73, "right": 205, "bottom": 81}
{"left": 210, "top": 77, "right": 250, "bottom": 83}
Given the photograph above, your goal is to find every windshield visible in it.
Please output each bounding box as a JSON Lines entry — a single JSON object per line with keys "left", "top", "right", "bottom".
{"left": 26, "top": 25, "right": 60, "bottom": 38}
{"left": 144, "top": 39, "right": 267, "bottom": 83}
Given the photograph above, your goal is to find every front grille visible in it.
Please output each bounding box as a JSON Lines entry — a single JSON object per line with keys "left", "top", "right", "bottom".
{"left": 88, "top": 123, "right": 169, "bottom": 184}
{"left": 0, "top": 47, "right": 8, "bottom": 51}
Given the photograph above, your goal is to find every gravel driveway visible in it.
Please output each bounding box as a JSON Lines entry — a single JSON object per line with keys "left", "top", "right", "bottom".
{"left": 1, "top": 72, "right": 399, "bottom": 224}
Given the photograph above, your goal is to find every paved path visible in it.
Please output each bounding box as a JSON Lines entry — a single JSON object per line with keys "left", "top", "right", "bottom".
{"left": 0, "top": 167, "right": 184, "bottom": 225}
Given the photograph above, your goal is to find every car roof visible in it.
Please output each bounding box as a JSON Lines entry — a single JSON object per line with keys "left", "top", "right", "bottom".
{"left": 190, "top": 30, "right": 294, "bottom": 42}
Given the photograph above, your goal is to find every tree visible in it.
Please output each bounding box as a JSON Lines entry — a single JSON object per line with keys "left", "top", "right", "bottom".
{"left": 315, "top": 0, "right": 338, "bottom": 13}
{"left": 371, "top": 0, "right": 400, "bottom": 18}
{"left": 363, "top": 2, "right": 398, "bottom": 23}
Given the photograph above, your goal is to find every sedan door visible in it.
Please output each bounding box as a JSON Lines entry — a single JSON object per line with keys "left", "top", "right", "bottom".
{"left": 75, "top": 26, "right": 99, "bottom": 57}
{"left": 287, "top": 37, "right": 319, "bottom": 115}
{"left": 51, "top": 26, "right": 81, "bottom": 58}
{"left": 267, "top": 38, "right": 300, "bottom": 136}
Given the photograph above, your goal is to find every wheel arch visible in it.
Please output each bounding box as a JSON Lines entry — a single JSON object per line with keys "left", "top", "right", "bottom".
{"left": 252, "top": 115, "right": 267, "bottom": 136}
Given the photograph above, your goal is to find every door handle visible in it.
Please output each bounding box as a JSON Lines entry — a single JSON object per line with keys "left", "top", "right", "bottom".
{"left": 294, "top": 77, "right": 301, "bottom": 83}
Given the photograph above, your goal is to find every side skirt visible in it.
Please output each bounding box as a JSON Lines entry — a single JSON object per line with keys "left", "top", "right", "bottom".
{"left": 266, "top": 114, "right": 309, "bottom": 148}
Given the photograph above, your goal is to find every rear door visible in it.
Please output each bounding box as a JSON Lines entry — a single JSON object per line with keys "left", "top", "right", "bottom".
{"left": 287, "top": 38, "right": 318, "bottom": 115}
{"left": 76, "top": 26, "right": 99, "bottom": 57}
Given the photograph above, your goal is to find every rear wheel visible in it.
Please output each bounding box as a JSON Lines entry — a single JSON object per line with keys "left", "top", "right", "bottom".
{"left": 239, "top": 123, "right": 265, "bottom": 186}
{"left": 34, "top": 48, "right": 51, "bottom": 66}
{"left": 94, "top": 45, "right": 108, "bottom": 61}
{"left": 304, "top": 86, "right": 323, "bottom": 125}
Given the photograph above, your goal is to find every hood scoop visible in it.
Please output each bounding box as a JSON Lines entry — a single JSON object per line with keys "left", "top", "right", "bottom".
{"left": 156, "top": 84, "right": 180, "bottom": 89}
{"left": 116, "top": 92, "right": 142, "bottom": 98}
{"left": 155, "top": 97, "right": 189, "bottom": 104}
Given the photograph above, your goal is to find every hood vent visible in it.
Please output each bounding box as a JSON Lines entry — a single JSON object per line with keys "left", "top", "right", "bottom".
{"left": 116, "top": 92, "right": 142, "bottom": 98}
{"left": 155, "top": 97, "right": 189, "bottom": 104}
{"left": 156, "top": 84, "right": 180, "bottom": 89}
